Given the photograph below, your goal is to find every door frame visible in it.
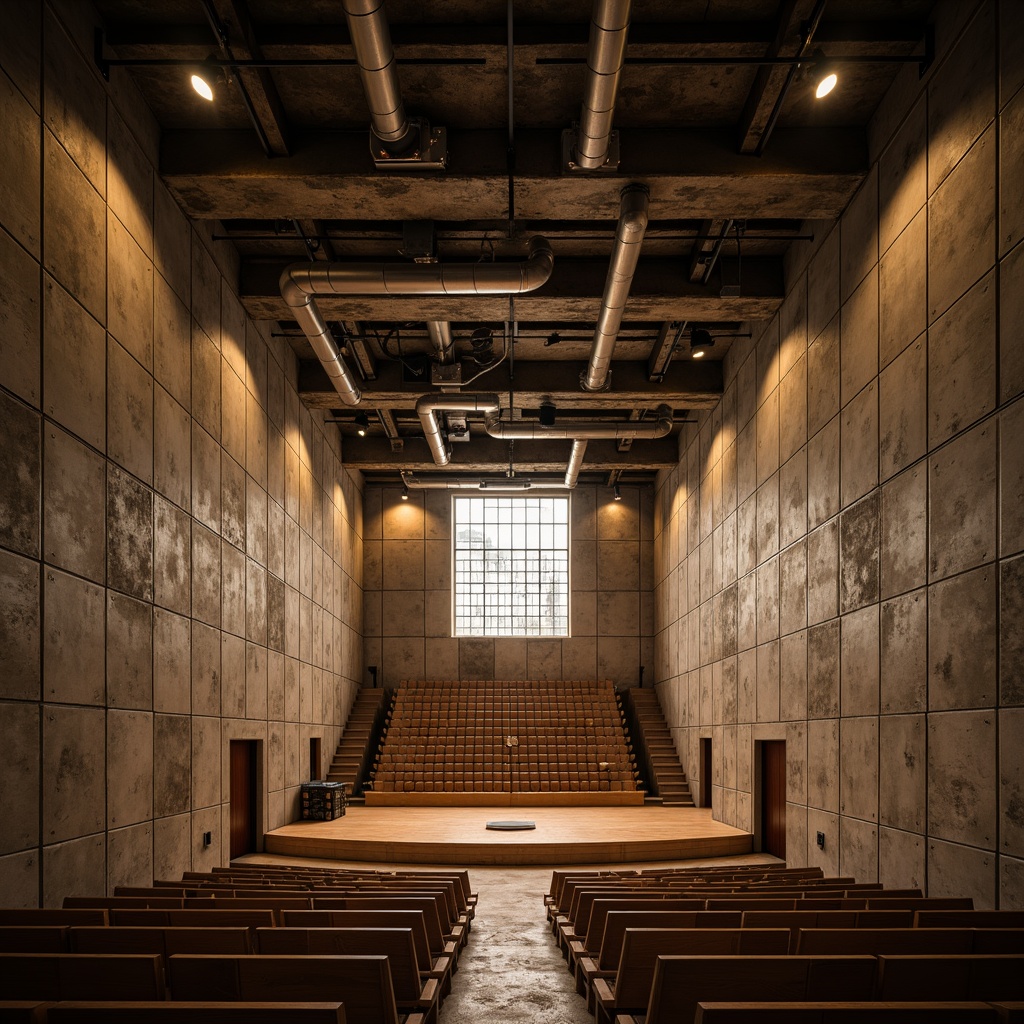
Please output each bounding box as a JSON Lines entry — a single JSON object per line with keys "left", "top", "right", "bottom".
{"left": 699, "top": 736, "right": 713, "bottom": 808}
{"left": 754, "top": 738, "right": 787, "bottom": 859}
{"left": 229, "top": 738, "right": 264, "bottom": 860}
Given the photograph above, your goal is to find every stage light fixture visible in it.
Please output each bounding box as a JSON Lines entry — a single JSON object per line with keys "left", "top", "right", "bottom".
{"left": 812, "top": 51, "right": 838, "bottom": 98}
{"left": 401, "top": 483, "right": 410, "bottom": 501}
{"left": 690, "top": 327, "right": 715, "bottom": 359}
{"left": 354, "top": 412, "right": 369, "bottom": 437}
{"left": 614, "top": 485, "right": 622, "bottom": 501}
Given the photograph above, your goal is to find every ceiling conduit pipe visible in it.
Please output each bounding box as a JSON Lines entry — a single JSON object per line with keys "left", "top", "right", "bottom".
{"left": 576, "top": 0, "right": 632, "bottom": 169}
{"left": 564, "top": 440, "right": 588, "bottom": 488}
{"left": 416, "top": 393, "right": 501, "bottom": 467}
{"left": 426, "top": 321, "right": 455, "bottom": 364}
{"left": 581, "top": 183, "right": 650, "bottom": 392}
{"left": 341, "top": 0, "right": 410, "bottom": 150}
{"left": 484, "top": 404, "right": 673, "bottom": 442}
{"left": 280, "top": 236, "right": 553, "bottom": 407}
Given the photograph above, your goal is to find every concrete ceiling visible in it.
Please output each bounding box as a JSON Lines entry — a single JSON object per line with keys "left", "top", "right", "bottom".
{"left": 94, "top": 0, "right": 933, "bottom": 482}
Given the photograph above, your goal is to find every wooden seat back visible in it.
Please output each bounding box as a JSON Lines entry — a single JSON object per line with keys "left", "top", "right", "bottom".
{"left": 596, "top": 912, "right": 745, "bottom": 969}
{"left": 585, "top": 900, "right": 721, "bottom": 952}
{"left": 0, "top": 953, "right": 165, "bottom": 1001}
{"left": 69, "top": 927, "right": 253, "bottom": 960}
{"left": 877, "top": 954, "right": 1024, "bottom": 1001}
{"left": 0, "top": 927, "right": 68, "bottom": 952}
{"left": 254, "top": 929, "right": 421, "bottom": 1005}
{"left": 795, "top": 927, "right": 974, "bottom": 955}
{"left": 109, "top": 910, "right": 276, "bottom": 930}
{"left": 277, "top": 911, "right": 433, "bottom": 969}
{"left": 45, "top": 1001, "right": 346, "bottom": 1023}
{"left": 0, "top": 911, "right": 107, "bottom": 927}
{"left": 915, "top": 911, "right": 1024, "bottom": 929}
{"left": 169, "top": 954, "right": 398, "bottom": 1024}
{"left": 644, "top": 955, "right": 878, "bottom": 1024}
{"left": 692, "top": 1001, "right": 999, "bottom": 1022}
{"left": 64, "top": 897, "right": 185, "bottom": 911}
{"left": 312, "top": 899, "right": 447, "bottom": 953}
{"left": 608, "top": 929, "right": 791, "bottom": 1011}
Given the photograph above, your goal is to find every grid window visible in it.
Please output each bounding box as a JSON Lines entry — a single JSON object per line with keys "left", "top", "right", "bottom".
{"left": 452, "top": 496, "right": 570, "bottom": 637}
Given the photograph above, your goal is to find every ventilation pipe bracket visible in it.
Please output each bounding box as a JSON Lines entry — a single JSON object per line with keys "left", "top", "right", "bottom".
{"left": 562, "top": 127, "right": 620, "bottom": 172}
{"left": 431, "top": 362, "right": 463, "bottom": 386}
{"left": 372, "top": 119, "right": 447, "bottom": 170}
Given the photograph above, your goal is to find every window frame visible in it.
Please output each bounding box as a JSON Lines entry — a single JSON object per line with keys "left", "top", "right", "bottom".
{"left": 450, "top": 493, "right": 572, "bottom": 639}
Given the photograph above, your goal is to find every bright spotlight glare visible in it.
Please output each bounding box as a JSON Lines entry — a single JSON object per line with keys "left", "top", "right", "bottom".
{"left": 191, "top": 73, "right": 214, "bottom": 101}
{"left": 692, "top": 349, "right": 705, "bottom": 359}
{"left": 815, "top": 72, "right": 837, "bottom": 99}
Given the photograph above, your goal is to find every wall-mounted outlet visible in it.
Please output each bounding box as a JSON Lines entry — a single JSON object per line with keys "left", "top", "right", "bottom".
{"left": 203, "top": 831, "right": 212, "bottom": 848}
{"left": 816, "top": 831, "right": 825, "bottom": 849}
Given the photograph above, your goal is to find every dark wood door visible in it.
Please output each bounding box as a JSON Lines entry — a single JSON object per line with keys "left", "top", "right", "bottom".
{"left": 700, "top": 737, "right": 712, "bottom": 808}
{"left": 761, "top": 740, "right": 786, "bottom": 859}
{"left": 229, "top": 740, "right": 257, "bottom": 860}
{"left": 310, "top": 737, "right": 322, "bottom": 781}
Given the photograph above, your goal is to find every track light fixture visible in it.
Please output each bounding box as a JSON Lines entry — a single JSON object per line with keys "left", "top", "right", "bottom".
{"left": 401, "top": 483, "right": 409, "bottom": 500}
{"left": 811, "top": 51, "right": 838, "bottom": 99}
{"left": 613, "top": 485, "right": 622, "bottom": 501}
{"left": 354, "top": 412, "right": 370, "bottom": 437}
{"left": 190, "top": 58, "right": 227, "bottom": 102}
{"left": 690, "top": 327, "right": 715, "bottom": 359}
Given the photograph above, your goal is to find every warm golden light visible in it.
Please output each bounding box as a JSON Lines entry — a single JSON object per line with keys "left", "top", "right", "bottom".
{"left": 692, "top": 349, "right": 705, "bottom": 359}
{"left": 191, "top": 73, "right": 214, "bottom": 101}
{"left": 815, "top": 71, "right": 837, "bottom": 99}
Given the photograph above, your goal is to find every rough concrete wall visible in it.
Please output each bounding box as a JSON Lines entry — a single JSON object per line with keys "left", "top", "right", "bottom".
{"left": 0, "top": 1, "right": 364, "bottom": 907}
{"left": 653, "top": 0, "right": 1024, "bottom": 908}
{"left": 362, "top": 484, "right": 654, "bottom": 687}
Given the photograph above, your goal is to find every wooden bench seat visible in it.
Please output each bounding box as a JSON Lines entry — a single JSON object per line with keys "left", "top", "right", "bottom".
{"left": 275, "top": 911, "right": 454, "bottom": 993}
{"left": 0, "top": 954, "right": 165, "bottom": 1001}
{"left": 692, "top": 1001, "right": 1000, "bottom": 1022}
{"left": 591, "top": 929, "right": 792, "bottom": 1024}
{"left": 45, "top": 1001, "right": 346, "bottom": 1023}
{"left": 68, "top": 927, "right": 253, "bottom": 961}
{"left": 0, "top": 911, "right": 107, "bottom": 928}
{"left": 634, "top": 954, "right": 879, "bottom": 1024}
{"left": 795, "top": 928, "right": 975, "bottom": 955}
{"left": 740, "top": 911, "right": 914, "bottom": 951}
{"left": 0, "top": 927, "right": 68, "bottom": 953}
{"left": 109, "top": 910, "right": 276, "bottom": 930}
{"left": 876, "top": 954, "right": 1024, "bottom": 1001}
{"left": 0, "top": 1001, "right": 52, "bottom": 1023}
{"left": 169, "top": 954, "right": 413, "bottom": 1024}
{"left": 254, "top": 928, "right": 440, "bottom": 1024}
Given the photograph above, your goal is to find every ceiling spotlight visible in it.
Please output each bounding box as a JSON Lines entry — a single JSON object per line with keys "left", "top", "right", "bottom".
{"left": 401, "top": 483, "right": 409, "bottom": 501}
{"left": 812, "top": 52, "right": 838, "bottom": 99}
{"left": 690, "top": 327, "right": 715, "bottom": 359}
{"left": 613, "top": 485, "right": 622, "bottom": 502}
{"left": 190, "top": 58, "right": 226, "bottom": 102}
{"left": 354, "top": 412, "right": 369, "bottom": 437}
{"left": 539, "top": 401, "right": 557, "bottom": 427}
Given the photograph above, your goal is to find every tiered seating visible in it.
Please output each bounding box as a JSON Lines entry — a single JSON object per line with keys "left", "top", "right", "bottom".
{"left": 543, "top": 863, "right": 1024, "bottom": 1024}
{"left": 371, "top": 679, "right": 638, "bottom": 794}
{"left": 0, "top": 864, "right": 474, "bottom": 1024}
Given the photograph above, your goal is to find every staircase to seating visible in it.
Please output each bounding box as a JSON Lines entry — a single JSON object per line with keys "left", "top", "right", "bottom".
{"left": 326, "top": 687, "right": 393, "bottom": 803}
{"left": 619, "top": 687, "right": 694, "bottom": 806}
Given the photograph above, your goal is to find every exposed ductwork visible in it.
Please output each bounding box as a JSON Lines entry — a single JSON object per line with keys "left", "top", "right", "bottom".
{"left": 565, "top": 440, "right": 588, "bottom": 488}
{"left": 484, "top": 404, "right": 673, "bottom": 442}
{"left": 581, "top": 183, "right": 650, "bottom": 392}
{"left": 576, "top": 0, "right": 632, "bottom": 170}
{"left": 401, "top": 471, "right": 549, "bottom": 491}
{"left": 416, "top": 393, "right": 500, "bottom": 467}
{"left": 280, "top": 236, "right": 554, "bottom": 407}
{"left": 427, "top": 321, "right": 455, "bottom": 364}
{"left": 341, "top": 0, "right": 409, "bottom": 149}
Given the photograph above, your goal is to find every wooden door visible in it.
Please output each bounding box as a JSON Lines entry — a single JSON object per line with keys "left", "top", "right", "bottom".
{"left": 760, "top": 740, "right": 786, "bottom": 859}
{"left": 310, "top": 737, "right": 322, "bottom": 781}
{"left": 700, "top": 737, "right": 712, "bottom": 808}
{"left": 229, "top": 740, "right": 258, "bottom": 859}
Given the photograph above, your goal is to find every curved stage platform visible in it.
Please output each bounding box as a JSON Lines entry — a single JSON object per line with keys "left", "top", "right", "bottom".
{"left": 264, "top": 805, "right": 753, "bottom": 866}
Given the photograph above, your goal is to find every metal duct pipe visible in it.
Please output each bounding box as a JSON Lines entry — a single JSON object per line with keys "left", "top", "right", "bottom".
{"left": 484, "top": 404, "right": 673, "bottom": 441}
{"left": 581, "top": 184, "right": 650, "bottom": 392}
{"left": 415, "top": 393, "right": 501, "bottom": 467}
{"left": 401, "top": 473, "right": 552, "bottom": 491}
{"left": 427, "top": 321, "right": 455, "bottom": 364}
{"left": 576, "top": 0, "right": 632, "bottom": 169}
{"left": 342, "top": 0, "right": 409, "bottom": 146}
{"left": 280, "top": 237, "right": 553, "bottom": 406}
{"left": 564, "top": 440, "right": 588, "bottom": 488}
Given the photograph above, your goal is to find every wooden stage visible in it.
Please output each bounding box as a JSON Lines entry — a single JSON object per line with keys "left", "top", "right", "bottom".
{"left": 264, "top": 805, "right": 753, "bottom": 865}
